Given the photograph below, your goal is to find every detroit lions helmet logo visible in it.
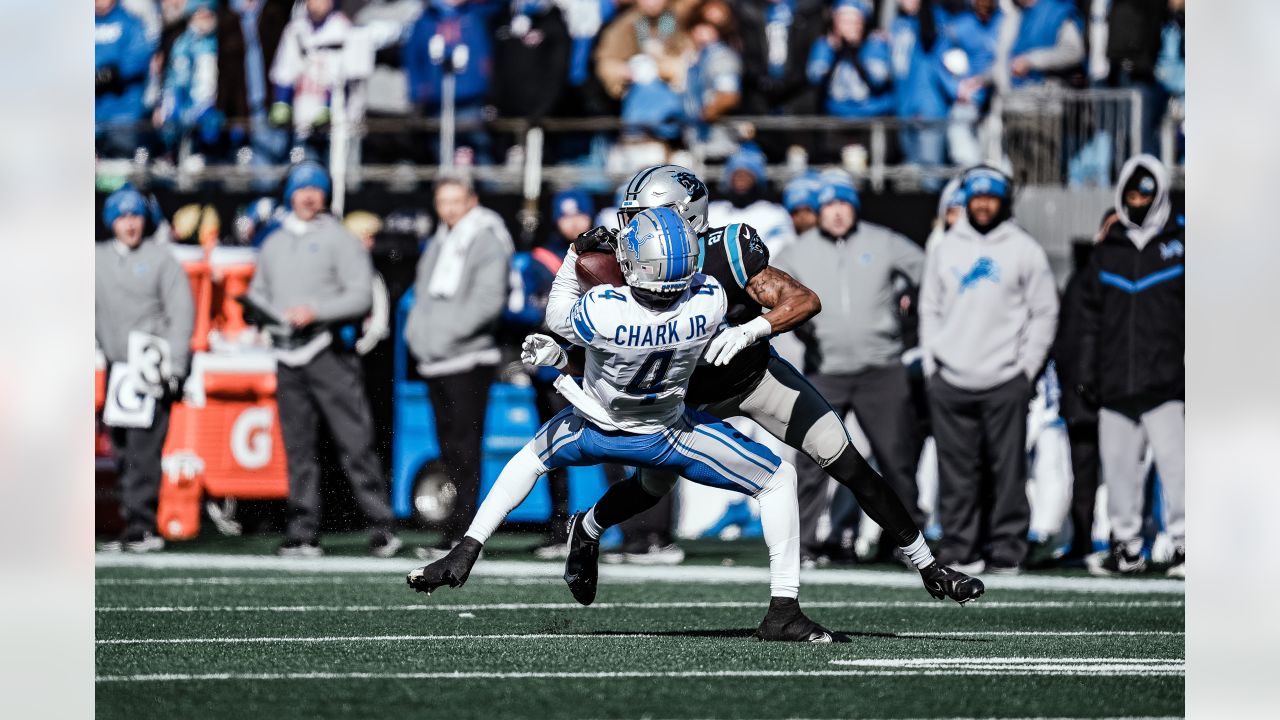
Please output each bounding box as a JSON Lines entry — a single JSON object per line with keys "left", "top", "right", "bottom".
{"left": 954, "top": 256, "right": 1000, "bottom": 293}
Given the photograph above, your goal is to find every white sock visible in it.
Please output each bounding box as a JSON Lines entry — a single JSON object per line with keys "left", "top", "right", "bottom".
{"left": 463, "top": 443, "right": 547, "bottom": 544}
{"left": 582, "top": 508, "right": 604, "bottom": 540}
{"left": 755, "top": 462, "right": 801, "bottom": 600}
{"left": 901, "top": 532, "right": 935, "bottom": 569}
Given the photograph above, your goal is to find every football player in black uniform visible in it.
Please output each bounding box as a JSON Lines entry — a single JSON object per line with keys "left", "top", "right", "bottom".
{"left": 545, "top": 166, "right": 983, "bottom": 640}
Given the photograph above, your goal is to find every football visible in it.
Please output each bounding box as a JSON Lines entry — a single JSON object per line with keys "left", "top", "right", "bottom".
{"left": 575, "top": 248, "right": 625, "bottom": 291}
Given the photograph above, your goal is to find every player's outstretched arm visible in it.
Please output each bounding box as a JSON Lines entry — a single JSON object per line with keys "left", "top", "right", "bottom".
{"left": 746, "top": 266, "right": 822, "bottom": 334}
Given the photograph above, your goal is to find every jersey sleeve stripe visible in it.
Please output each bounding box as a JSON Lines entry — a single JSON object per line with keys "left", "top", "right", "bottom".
{"left": 723, "top": 223, "right": 749, "bottom": 287}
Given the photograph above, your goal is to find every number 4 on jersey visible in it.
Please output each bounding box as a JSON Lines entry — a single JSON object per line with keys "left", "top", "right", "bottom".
{"left": 625, "top": 349, "right": 675, "bottom": 405}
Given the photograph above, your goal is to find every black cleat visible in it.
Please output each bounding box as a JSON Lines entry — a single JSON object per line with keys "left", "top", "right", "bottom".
{"left": 920, "top": 561, "right": 985, "bottom": 605}
{"left": 563, "top": 512, "right": 600, "bottom": 606}
{"left": 406, "top": 537, "right": 482, "bottom": 596}
{"left": 755, "top": 597, "right": 850, "bottom": 643}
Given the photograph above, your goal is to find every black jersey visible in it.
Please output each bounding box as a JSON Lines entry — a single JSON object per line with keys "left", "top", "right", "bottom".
{"left": 687, "top": 222, "right": 772, "bottom": 405}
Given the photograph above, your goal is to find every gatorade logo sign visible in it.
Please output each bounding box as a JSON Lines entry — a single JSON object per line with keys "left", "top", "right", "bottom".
{"left": 230, "top": 407, "right": 274, "bottom": 470}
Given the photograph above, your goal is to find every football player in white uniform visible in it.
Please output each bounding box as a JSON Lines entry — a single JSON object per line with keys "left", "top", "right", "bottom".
{"left": 408, "top": 208, "right": 844, "bottom": 642}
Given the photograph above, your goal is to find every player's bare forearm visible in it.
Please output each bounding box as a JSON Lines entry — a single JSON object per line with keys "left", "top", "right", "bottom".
{"left": 746, "top": 266, "right": 822, "bottom": 333}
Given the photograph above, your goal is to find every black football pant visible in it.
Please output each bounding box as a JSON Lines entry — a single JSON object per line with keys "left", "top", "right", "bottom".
{"left": 276, "top": 348, "right": 395, "bottom": 544}
{"left": 793, "top": 364, "right": 926, "bottom": 555}
{"left": 1065, "top": 420, "right": 1100, "bottom": 559}
{"left": 425, "top": 364, "right": 497, "bottom": 543}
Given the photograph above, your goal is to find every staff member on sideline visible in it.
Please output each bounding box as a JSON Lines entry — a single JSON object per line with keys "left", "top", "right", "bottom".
{"left": 96, "top": 187, "right": 195, "bottom": 552}
{"left": 248, "top": 161, "right": 402, "bottom": 558}
{"left": 919, "top": 166, "right": 1059, "bottom": 574}
{"left": 774, "top": 170, "right": 928, "bottom": 562}
{"left": 405, "top": 175, "right": 514, "bottom": 559}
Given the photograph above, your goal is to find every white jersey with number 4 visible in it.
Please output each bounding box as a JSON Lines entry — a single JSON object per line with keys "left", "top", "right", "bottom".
{"left": 567, "top": 274, "right": 727, "bottom": 433}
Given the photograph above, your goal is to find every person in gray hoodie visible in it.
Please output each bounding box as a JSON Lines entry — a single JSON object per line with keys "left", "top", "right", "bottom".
{"left": 404, "top": 175, "right": 514, "bottom": 557}
{"left": 248, "top": 161, "right": 401, "bottom": 559}
{"left": 919, "top": 165, "right": 1060, "bottom": 573}
{"left": 96, "top": 187, "right": 196, "bottom": 553}
{"left": 773, "top": 169, "right": 928, "bottom": 562}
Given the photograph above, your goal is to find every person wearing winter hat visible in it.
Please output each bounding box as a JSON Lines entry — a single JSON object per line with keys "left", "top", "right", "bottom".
{"left": 1078, "top": 154, "right": 1185, "bottom": 579}
{"left": 96, "top": 187, "right": 196, "bottom": 552}
{"left": 708, "top": 146, "right": 795, "bottom": 254}
{"left": 246, "top": 161, "right": 401, "bottom": 559}
{"left": 919, "top": 165, "right": 1059, "bottom": 574}
{"left": 773, "top": 169, "right": 928, "bottom": 563}
{"left": 781, "top": 171, "right": 823, "bottom": 236}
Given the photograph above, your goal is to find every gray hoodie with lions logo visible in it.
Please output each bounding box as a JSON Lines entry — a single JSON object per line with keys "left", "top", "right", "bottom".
{"left": 919, "top": 216, "right": 1060, "bottom": 391}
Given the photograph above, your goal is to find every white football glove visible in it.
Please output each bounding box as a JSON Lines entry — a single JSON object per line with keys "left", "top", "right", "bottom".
{"left": 521, "top": 333, "right": 568, "bottom": 369}
{"left": 703, "top": 316, "right": 773, "bottom": 367}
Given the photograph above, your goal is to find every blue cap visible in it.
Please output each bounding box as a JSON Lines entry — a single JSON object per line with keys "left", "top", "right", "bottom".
{"left": 960, "top": 167, "right": 1010, "bottom": 201}
{"left": 722, "top": 147, "right": 768, "bottom": 188}
{"left": 552, "top": 189, "right": 594, "bottom": 222}
{"left": 833, "top": 0, "right": 872, "bottom": 16}
{"left": 284, "top": 161, "right": 331, "bottom": 205}
{"left": 103, "top": 188, "right": 149, "bottom": 227}
{"left": 817, "top": 169, "right": 860, "bottom": 210}
{"left": 782, "top": 173, "right": 823, "bottom": 212}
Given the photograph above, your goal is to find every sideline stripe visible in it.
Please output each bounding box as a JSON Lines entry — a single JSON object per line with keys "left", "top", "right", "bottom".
{"left": 97, "top": 633, "right": 660, "bottom": 646}
{"left": 95, "top": 668, "right": 1185, "bottom": 683}
{"left": 95, "top": 600, "right": 1183, "bottom": 613}
{"left": 94, "top": 553, "right": 1187, "bottom": 596}
{"left": 96, "top": 631, "right": 1182, "bottom": 646}
{"left": 96, "top": 576, "right": 559, "bottom": 587}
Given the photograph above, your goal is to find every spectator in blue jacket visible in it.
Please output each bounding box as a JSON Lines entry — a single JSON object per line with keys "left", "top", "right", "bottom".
{"left": 555, "top": 0, "right": 618, "bottom": 92}
{"left": 155, "top": 0, "right": 222, "bottom": 157}
{"left": 935, "top": 0, "right": 1001, "bottom": 166}
{"left": 1007, "top": 0, "right": 1085, "bottom": 90}
{"left": 806, "top": 0, "right": 894, "bottom": 119}
{"left": 96, "top": 0, "right": 158, "bottom": 158}
{"left": 405, "top": 0, "right": 501, "bottom": 164}
{"left": 891, "top": 0, "right": 949, "bottom": 188}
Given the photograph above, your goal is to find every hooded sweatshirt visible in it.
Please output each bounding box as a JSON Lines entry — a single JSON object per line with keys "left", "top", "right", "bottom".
{"left": 919, "top": 214, "right": 1059, "bottom": 391}
{"left": 1076, "top": 154, "right": 1183, "bottom": 416}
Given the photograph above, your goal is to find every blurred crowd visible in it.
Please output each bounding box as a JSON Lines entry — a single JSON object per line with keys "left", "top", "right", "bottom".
{"left": 97, "top": 0, "right": 1186, "bottom": 176}
{"left": 96, "top": 148, "right": 1184, "bottom": 578}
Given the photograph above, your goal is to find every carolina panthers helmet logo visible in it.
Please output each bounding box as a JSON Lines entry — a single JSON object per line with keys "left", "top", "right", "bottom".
{"left": 672, "top": 171, "right": 707, "bottom": 201}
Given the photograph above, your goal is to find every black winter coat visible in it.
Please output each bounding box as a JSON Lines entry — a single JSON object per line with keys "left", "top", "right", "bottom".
{"left": 1076, "top": 215, "right": 1185, "bottom": 418}
{"left": 736, "top": 0, "right": 826, "bottom": 114}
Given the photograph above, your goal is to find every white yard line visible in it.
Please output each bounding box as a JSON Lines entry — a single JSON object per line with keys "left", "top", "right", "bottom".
{"left": 94, "top": 552, "right": 1186, "bottom": 595}
{"left": 94, "top": 667, "right": 1184, "bottom": 683}
{"left": 95, "top": 630, "right": 1182, "bottom": 646}
{"left": 830, "top": 657, "right": 1183, "bottom": 676}
{"left": 94, "top": 599, "right": 1183, "bottom": 613}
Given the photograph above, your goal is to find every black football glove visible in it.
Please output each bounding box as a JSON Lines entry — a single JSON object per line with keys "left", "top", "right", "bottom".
{"left": 574, "top": 226, "right": 618, "bottom": 255}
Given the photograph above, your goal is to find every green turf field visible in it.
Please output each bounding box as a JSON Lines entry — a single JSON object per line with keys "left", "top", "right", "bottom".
{"left": 95, "top": 533, "right": 1184, "bottom": 720}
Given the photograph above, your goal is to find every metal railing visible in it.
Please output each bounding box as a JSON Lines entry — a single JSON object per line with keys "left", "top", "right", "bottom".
{"left": 96, "top": 88, "right": 1185, "bottom": 204}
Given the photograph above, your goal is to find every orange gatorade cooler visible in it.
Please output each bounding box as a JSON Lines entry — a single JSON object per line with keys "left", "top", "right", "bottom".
{"left": 156, "top": 351, "right": 289, "bottom": 540}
